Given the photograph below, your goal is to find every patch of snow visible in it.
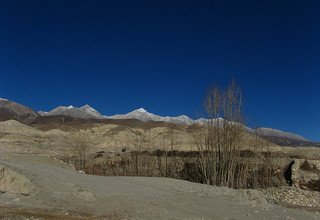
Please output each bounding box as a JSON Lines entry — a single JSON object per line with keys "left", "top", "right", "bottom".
{"left": 0, "top": 97, "right": 8, "bottom": 101}
{"left": 135, "top": 108, "right": 147, "bottom": 113}
{"left": 38, "top": 111, "right": 48, "bottom": 116}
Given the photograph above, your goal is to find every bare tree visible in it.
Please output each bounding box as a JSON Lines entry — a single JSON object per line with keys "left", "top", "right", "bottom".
{"left": 193, "top": 80, "right": 247, "bottom": 188}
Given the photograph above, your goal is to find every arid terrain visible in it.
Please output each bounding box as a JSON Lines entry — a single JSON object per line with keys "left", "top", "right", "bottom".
{"left": 1, "top": 149, "right": 320, "bottom": 220}
{"left": 0, "top": 118, "right": 319, "bottom": 219}
{"left": 0, "top": 99, "right": 320, "bottom": 219}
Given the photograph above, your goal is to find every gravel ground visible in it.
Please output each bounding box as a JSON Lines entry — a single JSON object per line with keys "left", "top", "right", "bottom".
{"left": 261, "top": 187, "right": 320, "bottom": 210}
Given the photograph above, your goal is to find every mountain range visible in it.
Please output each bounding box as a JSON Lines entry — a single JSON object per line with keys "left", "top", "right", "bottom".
{"left": 105, "top": 108, "right": 203, "bottom": 125}
{"left": 0, "top": 97, "right": 317, "bottom": 147}
{"left": 39, "top": 104, "right": 103, "bottom": 119}
{"left": 40, "top": 105, "right": 207, "bottom": 125}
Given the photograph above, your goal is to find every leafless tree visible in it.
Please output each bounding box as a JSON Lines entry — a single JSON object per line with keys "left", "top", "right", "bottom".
{"left": 193, "top": 80, "right": 247, "bottom": 188}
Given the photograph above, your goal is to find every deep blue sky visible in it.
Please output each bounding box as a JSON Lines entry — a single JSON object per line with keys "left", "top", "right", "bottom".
{"left": 0, "top": 1, "right": 319, "bottom": 140}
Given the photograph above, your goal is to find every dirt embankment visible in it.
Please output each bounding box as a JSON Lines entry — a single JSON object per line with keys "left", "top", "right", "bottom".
{"left": 0, "top": 163, "right": 38, "bottom": 196}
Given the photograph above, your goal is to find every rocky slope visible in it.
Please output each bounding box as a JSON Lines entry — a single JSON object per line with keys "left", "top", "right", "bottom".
{"left": 0, "top": 98, "right": 39, "bottom": 123}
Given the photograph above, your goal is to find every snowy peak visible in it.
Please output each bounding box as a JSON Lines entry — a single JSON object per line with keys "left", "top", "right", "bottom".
{"left": 131, "top": 108, "right": 147, "bottom": 113}
{"left": 81, "top": 104, "right": 92, "bottom": 109}
{"left": 127, "top": 108, "right": 153, "bottom": 116}
{"left": 80, "top": 104, "right": 96, "bottom": 112}
{"left": 43, "top": 104, "right": 103, "bottom": 119}
{"left": 134, "top": 108, "right": 147, "bottom": 113}
{"left": 49, "top": 106, "right": 73, "bottom": 113}
{"left": 106, "top": 107, "right": 154, "bottom": 121}
{"left": 46, "top": 105, "right": 74, "bottom": 112}
{"left": 106, "top": 108, "right": 195, "bottom": 125}
{"left": 126, "top": 108, "right": 156, "bottom": 118}
{"left": 80, "top": 105, "right": 102, "bottom": 118}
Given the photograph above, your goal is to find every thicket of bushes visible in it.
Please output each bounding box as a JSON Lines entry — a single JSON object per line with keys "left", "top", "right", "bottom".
{"left": 66, "top": 150, "right": 287, "bottom": 189}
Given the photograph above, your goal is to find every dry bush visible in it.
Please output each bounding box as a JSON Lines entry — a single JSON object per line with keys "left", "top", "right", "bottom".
{"left": 76, "top": 149, "right": 286, "bottom": 189}
{"left": 249, "top": 129, "right": 274, "bottom": 188}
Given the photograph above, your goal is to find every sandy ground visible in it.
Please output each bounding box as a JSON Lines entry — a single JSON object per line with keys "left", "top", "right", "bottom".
{"left": 0, "top": 151, "right": 319, "bottom": 220}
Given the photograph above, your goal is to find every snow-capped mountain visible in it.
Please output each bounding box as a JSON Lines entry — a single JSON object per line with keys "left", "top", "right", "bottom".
{"left": 106, "top": 108, "right": 234, "bottom": 126}
{"left": 40, "top": 105, "right": 103, "bottom": 119}
{"left": 107, "top": 109, "right": 213, "bottom": 125}
{"left": 80, "top": 104, "right": 102, "bottom": 118}
{"left": 105, "top": 108, "right": 310, "bottom": 142}
{"left": 105, "top": 108, "right": 196, "bottom": 125}
{"left": 0, "top": 97, "right": 312, "bottom": 144}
